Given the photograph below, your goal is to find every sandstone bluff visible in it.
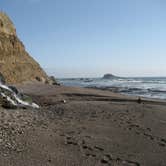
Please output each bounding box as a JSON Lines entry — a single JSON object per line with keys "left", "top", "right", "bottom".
{"left": 0, "top": 12, "right": 50, "bottom": 84}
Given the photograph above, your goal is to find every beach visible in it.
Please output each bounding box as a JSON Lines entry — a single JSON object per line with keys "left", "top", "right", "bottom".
{"left": 1, "top": 1, "right": 166, "bottom": 165}
{"left": 0, "top": 83, "right": 165, "bottom": 165}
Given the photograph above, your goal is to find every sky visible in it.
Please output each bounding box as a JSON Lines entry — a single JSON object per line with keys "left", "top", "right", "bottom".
{"left": 1, "top": 0, "right": 166, "bottom": 77}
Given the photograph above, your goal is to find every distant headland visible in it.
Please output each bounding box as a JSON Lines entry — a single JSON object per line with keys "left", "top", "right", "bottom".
{"left": 102, "top": 73, "right": 120, "bottom": 79}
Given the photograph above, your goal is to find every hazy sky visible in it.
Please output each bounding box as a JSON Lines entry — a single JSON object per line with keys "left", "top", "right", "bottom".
{"left": 1, "top": 0, "right": 166, "bottom": 77}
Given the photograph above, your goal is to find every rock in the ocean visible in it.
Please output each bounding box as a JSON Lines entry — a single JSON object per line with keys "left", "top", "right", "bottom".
{"left": 103, "top": 74, "right": 118, "bottom": 79}
{"left": 48, "top": 76, "right": 60, "bottom": 85}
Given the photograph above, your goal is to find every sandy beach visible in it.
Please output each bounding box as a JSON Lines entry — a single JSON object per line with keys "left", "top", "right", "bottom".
{"left": 0, "top": 83, "right": 165, "bottom": 166}
{"left": 1, "top": 1, "right": 166, "bottom": 166}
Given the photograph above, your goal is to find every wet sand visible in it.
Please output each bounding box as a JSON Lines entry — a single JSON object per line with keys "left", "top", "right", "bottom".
{"left": 0, "top": 83, "right": 166, "bottom": 166}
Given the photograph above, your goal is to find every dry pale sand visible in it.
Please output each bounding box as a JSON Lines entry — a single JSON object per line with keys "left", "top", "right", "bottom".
{"left": 0, "top": 83, "right": 166, "bottom": 166}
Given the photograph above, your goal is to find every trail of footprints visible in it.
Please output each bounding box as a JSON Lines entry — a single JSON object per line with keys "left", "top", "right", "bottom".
{"left": 127, "top": 122, "right": 166, "bottom": 148}
{"left": 58, "top": 108, "right": 166, "bottom": 165}
{"left": 112, "top": 111, "right": 166, "bottom": 148}
{"left": 64, "top": 135, "right": 140, "bottom": 166}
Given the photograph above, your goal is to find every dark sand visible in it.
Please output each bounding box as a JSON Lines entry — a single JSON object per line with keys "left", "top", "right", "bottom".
{"left": 0, "top": 83, "right": 166, "bottom": 166}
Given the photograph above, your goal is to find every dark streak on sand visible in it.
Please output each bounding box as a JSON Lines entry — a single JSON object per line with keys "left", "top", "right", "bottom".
{"left": 0, "top": 83, "right": 166, "bottom": 166}
{"left": 63, "top": 92, "right": 166, "bottom": 106}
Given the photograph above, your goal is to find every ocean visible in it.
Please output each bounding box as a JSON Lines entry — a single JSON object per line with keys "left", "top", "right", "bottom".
{"left": 58, "top": 77, "right": 166, "bottom": 100}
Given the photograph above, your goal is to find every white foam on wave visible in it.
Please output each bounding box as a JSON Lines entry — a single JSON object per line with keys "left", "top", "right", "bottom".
{"left": 59, "top": 77, "right": 166, "bottom": 99}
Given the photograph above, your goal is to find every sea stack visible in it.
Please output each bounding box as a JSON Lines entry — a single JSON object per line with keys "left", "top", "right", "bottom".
{"left": 0, "top": 12, "right": 49, "bottom": 84}
{"left": 103, "top": 73, "right": 118, "bottom": 79}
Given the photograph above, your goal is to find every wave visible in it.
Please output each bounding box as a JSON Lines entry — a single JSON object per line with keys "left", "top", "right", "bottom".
{"left": 58, "top": 77, "right": 166, "bottom": 99}
{"left": 147, "top": 88, "right": 166, "bottom": 93}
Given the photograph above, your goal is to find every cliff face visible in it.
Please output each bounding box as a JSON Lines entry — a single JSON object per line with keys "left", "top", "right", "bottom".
{"left": 0, "top": 12, "right": 49, "bottom": 84}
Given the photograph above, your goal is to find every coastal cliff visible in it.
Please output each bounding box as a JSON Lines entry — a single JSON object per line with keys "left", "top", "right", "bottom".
{"left": 0, "top": 12, "right": 49, "bottom": 84}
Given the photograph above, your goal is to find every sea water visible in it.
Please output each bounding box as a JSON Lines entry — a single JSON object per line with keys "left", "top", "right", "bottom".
{"left": 58, "top": 77, "right": 166, "bottom": 100}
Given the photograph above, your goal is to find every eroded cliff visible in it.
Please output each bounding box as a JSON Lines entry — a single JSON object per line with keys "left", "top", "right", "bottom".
{"left": 0, "top": 12, "right": 49, "bottom": 84}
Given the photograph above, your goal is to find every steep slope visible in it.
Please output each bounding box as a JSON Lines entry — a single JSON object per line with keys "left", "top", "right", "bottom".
{"left": 0, "top": 12, "right": 49, "bottom": 84}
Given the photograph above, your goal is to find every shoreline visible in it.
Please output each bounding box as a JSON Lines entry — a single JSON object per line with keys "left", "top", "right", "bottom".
{"left": 86, "top": 86, "right": 166, "bottom": 105}
{"left": 0, "top": 83, "right": 166, "bottom": 165}
{"left": 59, "top": 76, "right": 166, "bottom": 100}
